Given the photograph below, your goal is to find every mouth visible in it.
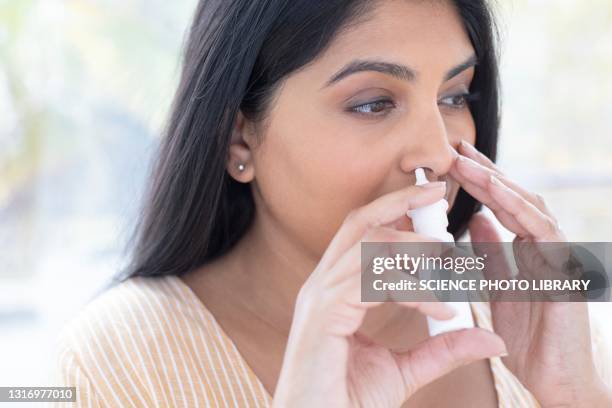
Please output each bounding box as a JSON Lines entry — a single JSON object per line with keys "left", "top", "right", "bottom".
{"left": 394, "top": 216, "right": 414, "bottom": 232}
{"left": 439, "top": 176, "right": 453, "bottom": 202}
{"left": 440, "top": 176, "right": 456, "bottom": 205}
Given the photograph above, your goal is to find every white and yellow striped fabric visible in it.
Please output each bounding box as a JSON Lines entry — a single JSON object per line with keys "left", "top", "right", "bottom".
{"left": 51, "top": 275, "right": 610, "bottom": 407}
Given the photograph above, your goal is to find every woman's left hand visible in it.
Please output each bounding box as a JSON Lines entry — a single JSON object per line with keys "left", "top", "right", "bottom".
{"left": 450, "top": 140, "right": 612, "bottom": 407}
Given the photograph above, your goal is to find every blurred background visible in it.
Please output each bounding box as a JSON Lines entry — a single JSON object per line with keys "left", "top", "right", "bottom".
{"left": 1, "top": 0, "right": 611, "bottom": 389}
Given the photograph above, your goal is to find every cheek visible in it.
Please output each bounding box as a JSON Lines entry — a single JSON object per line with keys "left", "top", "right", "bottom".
{"left": 445, "top": 109, "right": 476, "bottom": 209}
{"left": 445, "top": 109, "right": 476, "bottom": 146}
{"left": 253, "top": 105, "right": 386, "bottom": 255}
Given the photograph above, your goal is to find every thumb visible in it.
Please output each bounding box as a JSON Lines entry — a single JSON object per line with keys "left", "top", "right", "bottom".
{"left": 394, "top": 328, "right": 507, "bottom": 398}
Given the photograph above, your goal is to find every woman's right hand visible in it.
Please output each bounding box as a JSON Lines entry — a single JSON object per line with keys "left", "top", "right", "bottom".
{"left": 272, "top": 183, "right": 508, "bottom": 408}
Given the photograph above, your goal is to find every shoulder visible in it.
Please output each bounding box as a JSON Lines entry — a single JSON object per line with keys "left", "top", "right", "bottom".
{"left": 53, "top": 275, "right": 214, "bottom": 406}
{"left": 58, "top": 276, "right": 200, "bottom": 351}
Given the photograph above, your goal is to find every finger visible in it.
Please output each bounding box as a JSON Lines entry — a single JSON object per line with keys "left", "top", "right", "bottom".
{"left": 318, "top": 184, "right": 446, "bottom": 271}
{"left": 312, "top": 263, "right": 456, "bottom": 337}
{"left": 458, "top": 140, "right": 501, "bottom": 173}
{"left": 328, "top": 227, "right": 455, "bottom": 319}
{"left": 456, "top": 145, "right": 552, "bottom": 217}
{"left": 322, "top": 227, "right": 456, "bottom": 320}
{"left": 469, "top": 213, "right": 503, "bottom": 243}
{"left": 449, "top": 163, "right": 528, "bottom": 235}
{"left": 513, "top": 236, "right": 572, "bottom": 279}
{"left": 320, "top": 226, "right": 442, "bottom": 286}
{"left": 489, "top": 176, "right": 563, "bottom": 242}
{"left": 469, "top": 213, "right": 514, "bottom": 282}
{"left": 395, "top": 328, "right": 507, "bottom": 398}
{"left": 452, "top": 155, "right": 562, "bottom": 238}
{"left": 337, "top": 270, "right": 457, "bottom": 321}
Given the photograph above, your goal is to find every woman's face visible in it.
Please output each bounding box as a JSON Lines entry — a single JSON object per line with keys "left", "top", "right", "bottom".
{"left": 244, "top": 0, "right": 477, "bottom": 257}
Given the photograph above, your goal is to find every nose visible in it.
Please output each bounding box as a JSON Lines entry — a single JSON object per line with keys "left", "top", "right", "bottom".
{"left": 398, "top": 106, "right": 457, "bottom": 180}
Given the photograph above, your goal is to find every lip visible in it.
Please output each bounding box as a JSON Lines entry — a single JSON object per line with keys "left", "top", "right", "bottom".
{"left": 416, "top": 172, "right": 452, "bottom": 202}
{"left": 441, "top": 177, "right": 454, "bottom": 204}
{"left": 395, "top": 215, "right": 414, "bottom": 232}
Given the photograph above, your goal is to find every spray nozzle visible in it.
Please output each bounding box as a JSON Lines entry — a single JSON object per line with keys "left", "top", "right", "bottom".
{"left": 414, "top": 168, "right": 429, "bottom": 185}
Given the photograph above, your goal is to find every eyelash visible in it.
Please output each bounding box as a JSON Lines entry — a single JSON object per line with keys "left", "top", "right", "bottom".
{"left": 347, "top": 91, "right": 481, "bottom": 117}
{"left": 439, "top": 91, "right": 481, "bottom": 110}
{"left": 347, "top": 99, "right": 396, "bottom": 116}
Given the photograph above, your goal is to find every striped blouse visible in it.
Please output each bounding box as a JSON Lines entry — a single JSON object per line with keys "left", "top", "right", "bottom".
{"left": 52, "top": 275, "right": 611, "bottom": 407}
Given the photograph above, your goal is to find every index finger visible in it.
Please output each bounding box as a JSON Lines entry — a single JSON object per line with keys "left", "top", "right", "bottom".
{"left": 319, "top": 183, "right": 447, "bottom": 270}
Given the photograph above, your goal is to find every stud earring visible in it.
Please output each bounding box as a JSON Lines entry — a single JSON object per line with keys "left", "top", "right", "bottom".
{"left": 237, "top": 163, "right": 245, "bottom": 172}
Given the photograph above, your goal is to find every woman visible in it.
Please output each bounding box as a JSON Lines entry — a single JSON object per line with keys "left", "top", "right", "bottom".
{"left": 54, "top": 0, "right": 612, "bottom": 406}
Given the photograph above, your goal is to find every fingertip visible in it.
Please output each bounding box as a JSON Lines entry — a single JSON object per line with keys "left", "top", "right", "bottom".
{"left": 423, "top": 302, "right": 457, "bottom": 321}
{"left": 438, "top": 303, "right": 457, "bottom": 320}
{"left": 470, "top": 328, "right": 508, "bottom": 357}
{"left": 492, "top": 336, "right": 508, "bottom": 357}
{"left": 454, "top": 154, "right": 475, "bottom": 176}
{"left": 459, "top": 139, "right": 471, "bottom": 150}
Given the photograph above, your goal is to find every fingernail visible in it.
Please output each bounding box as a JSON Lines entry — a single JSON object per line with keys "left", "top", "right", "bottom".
{"left": 422, "top": 181, "right": 446, "bottom": 189}
{"left": 450, "top": 145, "right": 459, "bottom": 157}
{"left": 498, "top": 349, "right": 509, "bottom": 357}
{"left": 460, "top": 140, "right": 475, "bottom": 152}
{"left": 458, "top": 155, "right": 479, "bottom": 168}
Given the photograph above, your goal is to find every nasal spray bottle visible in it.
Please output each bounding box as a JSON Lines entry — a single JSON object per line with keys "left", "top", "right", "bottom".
{"left": 408, "top": 168, "right": 474, "bottom": 337}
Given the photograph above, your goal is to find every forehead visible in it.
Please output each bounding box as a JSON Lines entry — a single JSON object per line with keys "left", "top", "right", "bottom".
{"left": 313, "top": 0, "right": 474, "bottom": 77}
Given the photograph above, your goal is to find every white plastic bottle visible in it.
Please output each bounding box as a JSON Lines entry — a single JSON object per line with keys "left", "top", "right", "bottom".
{"left": 408, "top": 168, "right": 474, "bottom": 337}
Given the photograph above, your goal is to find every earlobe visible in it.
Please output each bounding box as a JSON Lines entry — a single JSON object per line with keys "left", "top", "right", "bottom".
{"left": 227, "top": 109, "right": 260, "bottom": 183}
{"left": 226, "top": 143, "right": 254, "bottom": 183}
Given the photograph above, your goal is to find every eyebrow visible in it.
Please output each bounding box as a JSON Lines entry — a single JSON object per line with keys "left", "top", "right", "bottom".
{"left": 321, "top": 54, "right": 478, "bottom": 89}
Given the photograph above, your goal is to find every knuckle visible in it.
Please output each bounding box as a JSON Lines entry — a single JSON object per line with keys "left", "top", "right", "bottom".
{"left": 492, "top": 170, "right": 505, "bottom": 179}
{"left": 489, "top": 162, "right": 502, "bottom": 173}
{"left": 440, "top": 332, "right": 467, "bottom": 367}
{"left": 545, "top": 216, "right": 559, "bottom": 234}
{"left": 517, "top": 195, "right": 532, "bottom": 211}
{"left": 362, "top": 226, "right": 382, "bottom": 242}
{"left": 345, "top": 208, "right": 385, "bottom": 229}
{"left": 363, "top": 226, "right": 397, "bottom": 243}
{"left": 345, "top": 208, "right": 360, "bottom": 221}
{"left": 347, "top": 209, "right": 366, "bottom": 226}
{"left": 533, "top": 193, "right": 546, "bottom": 207}
{"left": 295, "top": 282, "right": 324, "bottom": 316}
{"left": 441, "top": 332, "right": 459, "bottom": 356}
{"left": 296, "top": 282, "right": 313, "bottom": 305}
{"left": 343, "top": 209, "right": 360, "bottom": 226}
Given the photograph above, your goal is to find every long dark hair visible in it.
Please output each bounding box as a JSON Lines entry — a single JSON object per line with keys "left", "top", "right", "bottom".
{"left": 122, "top": 0, "right": 501, "bottom": 280}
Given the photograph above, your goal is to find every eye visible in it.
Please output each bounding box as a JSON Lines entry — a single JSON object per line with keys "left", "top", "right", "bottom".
{"left": 347, "top": 98, "right": 396, "bottom": 116}
{"left": 439, "top": 91, "right": 480, "bottom": 110}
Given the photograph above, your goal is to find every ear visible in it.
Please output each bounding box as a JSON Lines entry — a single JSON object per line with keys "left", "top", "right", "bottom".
{"left": 227, "top": 111, "right": 256, "bottom": 183}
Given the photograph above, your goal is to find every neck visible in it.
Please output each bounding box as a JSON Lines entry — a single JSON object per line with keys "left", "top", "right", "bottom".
{"left": 189, "top": 207, "right": 420, "bottom": 344}
{"left": 200, "top": 210, "right": 318, "bottom": 336}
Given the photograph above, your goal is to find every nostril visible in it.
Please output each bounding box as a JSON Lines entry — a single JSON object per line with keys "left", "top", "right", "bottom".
{"left": 412, "top": 167, "right": 447, "bottom": 183}
{"left": 411, "top": 166, "right": 435, "bottom": 182}
{"left": 412, "top": 167, "right": 452, "bottom": 202}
